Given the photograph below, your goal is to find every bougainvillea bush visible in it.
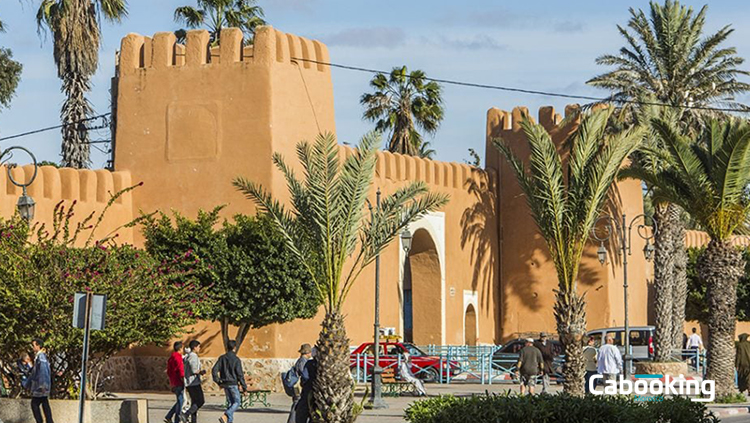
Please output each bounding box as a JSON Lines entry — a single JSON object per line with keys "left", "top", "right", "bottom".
{"left": 0, "top": 191, "right": 212, "bottom": 399}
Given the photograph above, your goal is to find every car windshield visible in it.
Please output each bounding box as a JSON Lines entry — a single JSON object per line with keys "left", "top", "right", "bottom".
{"left": 403, "top": 343, "right": 426, "bottom": 356}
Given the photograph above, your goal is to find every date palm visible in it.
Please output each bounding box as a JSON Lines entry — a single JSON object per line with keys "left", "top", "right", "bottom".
{"left": 234, "top": 132, "right": 448, "bottom": 422}
{"left": 0, "top": 18, "right": 22, "bottom": 111}
{"left": 37, "top": 0, "right": 127, "bottom": 169}
{"left": 619, "top": 101, "right": 693, "bottom": 361}
{"left": 361, "top": 66, "right": 443, "bottom": 157}
{"left": 174, "top": 0, "right": 265, "bottom": 45}
{"left": 588, "top": 0, "right": 750, "bottom": 124}
{"left": 494, "top": 109, "right": 644, "bottom": 395}
{"left": 629, "top": 118, "right": 750, "bottom": 397}
{"left": 589, "top": 0, "right": 750, "bottom": 356}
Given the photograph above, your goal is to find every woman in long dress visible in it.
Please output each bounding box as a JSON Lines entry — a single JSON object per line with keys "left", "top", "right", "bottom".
{"left": 398, "top": 352, "right": 426, "bottom": 397}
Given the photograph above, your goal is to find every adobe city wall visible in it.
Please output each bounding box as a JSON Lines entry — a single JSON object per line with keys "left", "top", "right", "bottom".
{"left": 0, "top": 25, "right": 672, "bottom": 392}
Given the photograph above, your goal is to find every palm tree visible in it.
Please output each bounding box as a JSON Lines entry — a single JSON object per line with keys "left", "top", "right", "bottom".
{"left": 0, "top": 19, "right": 22, "bottom": 111}
{"left": 234, "top": 132, "right": 448, "bottom": 422}
{"left": 625, "top": 118, "right": 750, "bottom": 398}
{"left": 37, "top": 0, "right": 127, "bottom": 169}
{"left": 361, "top": 66, "right": 444, "bottom": 157}
{"left": 588, "top": 0, "right": 749, "bottom": 124}
{"left": 619, "top": 101, "right": 694, "bottom": 362}
{"left": 494, "top": 109, "right": 644, "bottom": 395}
{"left": 588, "top": 0, "right": 750, "bottom": 356}
{"left": 174, "top": 0, "right": 265, "bottom": 45}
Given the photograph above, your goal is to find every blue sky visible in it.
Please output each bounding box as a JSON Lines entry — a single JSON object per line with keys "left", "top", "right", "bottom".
{"left": 1, "top": 0, "right": 749, "bottom": 167}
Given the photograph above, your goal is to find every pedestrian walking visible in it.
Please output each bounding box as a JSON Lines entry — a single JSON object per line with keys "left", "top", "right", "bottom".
{"left": 534, "top": 332, "right": 554, "bottom": 394}
{"left": 182, "top": 340, "right": 206, "bottom": 423}
{"left": 212, "top": 340, "right": 247, "bottom": 423}
{"left": 295, "top": 348, "right": 318, "bottom": 423}
{"left": 25, "top": 338, "right": 54, "bottom": 423}
{"left": 582, "top": 336, "right": 598, "bottom": 394}
{"left": 736, "top": 333, "right": 750, "bottom": 394}
{"left": 398, "top": 352, "right": 427, "bottom": 396}
{"left": 164, "top": 341, "right": 185, "bottom": 423}
{"left": 17, "top": 353, "right": 33, "bottom": 389}
{"left": 597, "top": 336, "right": 622, "bottom": 383}
{"left": 515, "top": 338, "right": 543, "bottom": 395}
{"left": 686, "top": 328, "right": 703, "bottom": 369}
{"left": 286, "top": 344, "right": 312, "bottom": 423}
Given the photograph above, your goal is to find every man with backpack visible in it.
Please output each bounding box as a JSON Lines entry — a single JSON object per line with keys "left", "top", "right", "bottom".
{"left": 285, "top": 344, "right": 312, "bottom": 423}
{"left": 212, "top": 340, "right": 247, "bottom": 423}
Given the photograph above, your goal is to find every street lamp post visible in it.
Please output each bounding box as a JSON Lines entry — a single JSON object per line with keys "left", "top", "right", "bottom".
{"left": 591, "top": 213, "right": 656, "bottom": 379}
{"left": 367, "top": 189, "right": 387, "bottom": 410}
{"left": 4, "top": 146, "right": 39, "bottom": 220}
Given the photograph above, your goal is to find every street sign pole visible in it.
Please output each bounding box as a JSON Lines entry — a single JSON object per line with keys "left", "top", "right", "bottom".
{"left": 78, "top": 292, "right": 93, "bottom": 423}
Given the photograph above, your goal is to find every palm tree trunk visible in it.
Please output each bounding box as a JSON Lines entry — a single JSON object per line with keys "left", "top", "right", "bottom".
{"left": 554, "top": 289, "right": 586, "bottom": 396}
{"left": 60, "top": 72, "right": 92, "bottom": 168}
{"left": 652, "top": 203, "right": 676, "bottom": 362}
{"left": 700, "top": 239, "right": 743, "bottom": 398}
{"left": 671, "top": 219, "right": 689, "bottom": 351}
{"left": 312, "top": 311, "right": 355, "bottom": 423}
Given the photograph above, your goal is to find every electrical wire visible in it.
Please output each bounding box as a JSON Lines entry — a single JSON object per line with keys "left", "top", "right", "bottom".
{"left": 290, "top": 57, "right": 750, "bottom": 114}
{"left": 3, "top": 58, "right": 749, "bottom": 143}
{"left": 0, "top": 113, "right": 112, "bottom": 142}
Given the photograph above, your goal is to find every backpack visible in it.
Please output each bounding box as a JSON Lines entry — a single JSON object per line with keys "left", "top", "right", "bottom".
{"left": 281, "top": 367, "right": 299, "bottom": 397}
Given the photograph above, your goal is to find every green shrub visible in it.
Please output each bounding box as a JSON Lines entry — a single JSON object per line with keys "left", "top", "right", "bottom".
{"left": 404, "top": 392, "right": 718, "bottom": 423}
{"left": 713, "top": 393, "right": 746, "bottom": 404}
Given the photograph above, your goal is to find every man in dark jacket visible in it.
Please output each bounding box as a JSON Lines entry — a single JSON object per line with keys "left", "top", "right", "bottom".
{"left": 295, "top": 348, "right": 318, "bottom": 423}
{"left": 534, "top": 332, "right": 555, "bottom": 394}
{"left": 288, "top": 344, "right": 312, "bottom": 423}
{"left": 26, "top": 338, "right": 54, "bottom": 423}
{"left": 212, "top": 340, "right": 247, "bottom": 423}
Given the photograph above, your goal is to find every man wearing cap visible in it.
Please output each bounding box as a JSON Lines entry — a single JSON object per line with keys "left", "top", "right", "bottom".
{"left": 534, "top": 332, "right": 555, "bottom": 394}
{"left": 516, "top": 338, "right": 543, "bottom": 395}
{"left": 287, "top": 344, "right": 312, "bottom": 423}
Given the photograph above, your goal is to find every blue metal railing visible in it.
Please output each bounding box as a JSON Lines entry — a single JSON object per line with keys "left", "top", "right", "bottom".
{"left": 349, "top": 345, "right": 709, "bottom": 385}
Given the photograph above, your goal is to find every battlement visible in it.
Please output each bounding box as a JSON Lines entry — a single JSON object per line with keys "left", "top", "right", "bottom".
{"left": 118, "top": 26, "right": 330, "bottom": 75}
{"left": 487, "top": 105, "right": 582, "bottom": 136}
{"left": 336, "top": 145, "right": 490, "bottom": 190}
{"left": 2, "top": 165, "right": 133, "bottom": 205}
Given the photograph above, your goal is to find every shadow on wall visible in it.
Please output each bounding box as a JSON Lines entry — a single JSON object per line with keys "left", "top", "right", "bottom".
{"left": 460, "top": 174, "right": 498, "bottom": 315}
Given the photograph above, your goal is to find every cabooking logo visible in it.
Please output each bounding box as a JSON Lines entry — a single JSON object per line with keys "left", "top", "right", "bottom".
{"left": 589, "top": 374, "right": 715, "bottom": 402}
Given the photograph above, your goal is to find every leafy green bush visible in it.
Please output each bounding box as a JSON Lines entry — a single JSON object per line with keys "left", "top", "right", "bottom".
{"left": 0, "top": 193, "right": 211, "bottom": 399}
{"left": 140, "top": 207, "right": 320, "bottom": 352}
{"left": 404, "top": 393, "right": 718, "bottom": 423}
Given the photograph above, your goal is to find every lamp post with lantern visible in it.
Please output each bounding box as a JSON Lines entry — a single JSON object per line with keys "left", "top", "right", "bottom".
{"left": 590, "top": 213, "right": 656, "bottom": 378}
{"left": 366, "top": 187, "right": 413, "bottom": 409}
{"left": 4, "top": 146, "right": 39, "bottom": 221}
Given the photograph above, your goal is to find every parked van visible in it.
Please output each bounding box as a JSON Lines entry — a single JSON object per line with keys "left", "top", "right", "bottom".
{"left": 585, "top": 326, "right": 655, "bottom": 361}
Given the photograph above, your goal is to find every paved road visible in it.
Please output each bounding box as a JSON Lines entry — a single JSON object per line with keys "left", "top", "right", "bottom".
{"left": 116, "top": 383, "right": 750, "bottom": 422}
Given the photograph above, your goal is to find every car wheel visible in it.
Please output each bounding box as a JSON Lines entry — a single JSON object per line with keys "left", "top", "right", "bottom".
{"left": 419, "top": 367, "right": 440, "bottom": 383}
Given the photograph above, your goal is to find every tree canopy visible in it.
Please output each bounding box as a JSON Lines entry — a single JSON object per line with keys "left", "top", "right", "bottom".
{"left": 140, "top": 207, "right": 320, "bottom": 351}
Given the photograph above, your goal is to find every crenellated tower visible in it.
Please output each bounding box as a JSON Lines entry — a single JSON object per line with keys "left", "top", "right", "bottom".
{"left": 112, "top": 26, "right": 335, "bottom": 230}
{"left": 485, "top": 105, "right": 650, "bottom": 338}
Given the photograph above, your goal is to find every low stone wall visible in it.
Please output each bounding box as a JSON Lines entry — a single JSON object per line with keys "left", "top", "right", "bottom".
{"left": 0, "top": 398, "right": 147, "bottom": 423}
{"left": 634, "top": 361, "right": 690, "bottom": 376}
{"left": 102, "top": 356, "right": 296, "bottom": 393}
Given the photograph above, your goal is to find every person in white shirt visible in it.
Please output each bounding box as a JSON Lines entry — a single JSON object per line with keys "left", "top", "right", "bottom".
{"left": 597, "top": 336, "right": 622, "bottom": 382}
{"left": 398, "top": 353, "right": 426, "bottom": 396}
{"left": 686, "top": 328, "right": 704, "bottom": 368}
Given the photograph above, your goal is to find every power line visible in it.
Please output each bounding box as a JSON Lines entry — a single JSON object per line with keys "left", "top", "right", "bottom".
{"left": 290, "top": 57, "right": 750, "bottom": 114}
{"left": 0, "top": 113, "right": 112, "bottom": 142}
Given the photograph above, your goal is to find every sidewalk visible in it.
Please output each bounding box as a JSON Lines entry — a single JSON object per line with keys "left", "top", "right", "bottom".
{"left": 118, "top": 383, "right": 550, "bottom": 423}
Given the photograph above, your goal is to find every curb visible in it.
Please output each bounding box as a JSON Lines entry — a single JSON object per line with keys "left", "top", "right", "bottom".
{"left": 707, "top": 406, "right": 750, "bottom": 418}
